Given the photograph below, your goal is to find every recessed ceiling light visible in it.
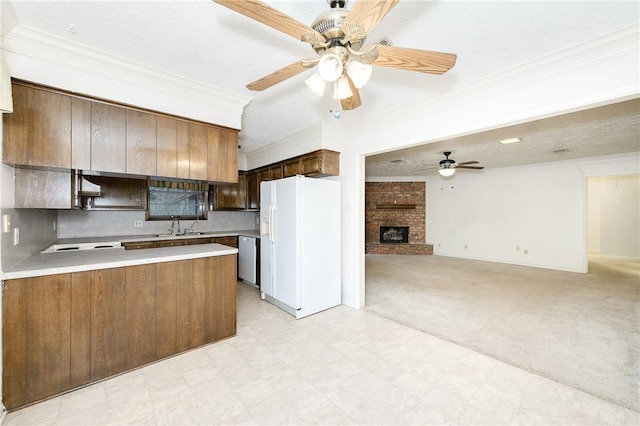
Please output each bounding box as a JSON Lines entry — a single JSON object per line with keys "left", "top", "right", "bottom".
{"left": 499, "top": 137, "right": 523, "bottom": 144}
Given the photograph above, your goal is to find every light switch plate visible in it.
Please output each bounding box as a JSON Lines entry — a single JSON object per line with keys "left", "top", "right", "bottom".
{"left": 2, "top": 214, "right": 10, "bottom": 233}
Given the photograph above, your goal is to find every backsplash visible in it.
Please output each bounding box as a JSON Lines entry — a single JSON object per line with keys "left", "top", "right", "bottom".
{"left": 1, "top": 208, "right": 57, "bottom": 271}
{"left": 57, "top": 210, "right": 258, "bottom": 239}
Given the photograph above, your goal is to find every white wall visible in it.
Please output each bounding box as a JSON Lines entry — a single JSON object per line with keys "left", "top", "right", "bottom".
{"left": 587, "top": 179, "right": 602, "bottom": 253}
{"left": 588, "top": 174, "right": 640, "bottom": 259}
{"left": 425, "top": 157, "right": 640, "bottom": 273}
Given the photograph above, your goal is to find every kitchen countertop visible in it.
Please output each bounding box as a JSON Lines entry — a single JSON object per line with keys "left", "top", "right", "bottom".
{"left": 1, "top": 229, "right": 259, "bottom": 280}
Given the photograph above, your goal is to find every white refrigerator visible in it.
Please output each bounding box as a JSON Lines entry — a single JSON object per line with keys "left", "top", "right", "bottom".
{"left": 260, "top": 175, "right": 341, "bottom": 319}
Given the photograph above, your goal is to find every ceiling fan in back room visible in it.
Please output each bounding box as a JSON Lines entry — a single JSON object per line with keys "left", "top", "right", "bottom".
{"left": 214, "top": 0, "right": 457, "bottom": 117}
{"left": 437, "top": 151, "right": 484, "bottom": 177}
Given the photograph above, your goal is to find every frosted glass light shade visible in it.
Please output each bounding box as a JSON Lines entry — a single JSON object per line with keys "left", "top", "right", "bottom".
{"left": 0, "top": 51, "right": 13, "bottom": 113}
{"left": 318, "top": 53, "right": 343, "bottom": 82}
{"left": 332, "top": 76, "right": 353, "bottom": 100}
{"left": 438, "top": 167, "right": 455, "bottom": 177}
{"left": 305, "top": 71, "right": 326, "bottom": 96}
{"left": 346, "top": 60, "right": 372, "bottom": 88}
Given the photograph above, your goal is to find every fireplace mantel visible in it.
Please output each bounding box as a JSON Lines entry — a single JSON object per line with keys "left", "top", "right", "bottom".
{"left": 375, "top": 203, "right": 417, "bottom": 210}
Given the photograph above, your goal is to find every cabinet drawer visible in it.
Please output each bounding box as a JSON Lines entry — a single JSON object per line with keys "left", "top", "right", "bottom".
{"left": 154, "top": 240, "right": 187, "bottom": 248}
{"left": 122, "top": 242, "right": 155, "bottom": 251}
{"left": 187, "top": 238, "right": 214, "bottom": 245}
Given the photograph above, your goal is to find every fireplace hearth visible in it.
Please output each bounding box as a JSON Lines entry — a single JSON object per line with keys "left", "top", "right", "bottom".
{"left": 380, "top": 226, "right": 409, "bottom": 244}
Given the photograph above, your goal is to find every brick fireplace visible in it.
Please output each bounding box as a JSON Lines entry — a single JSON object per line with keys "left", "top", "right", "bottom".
{"left": 365, "top": 181, "right": 433, "bottom": 255}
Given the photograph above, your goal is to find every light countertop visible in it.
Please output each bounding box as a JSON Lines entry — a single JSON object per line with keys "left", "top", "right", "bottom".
{"left": 1, "top": 229, "right": 259, "bottom": 280}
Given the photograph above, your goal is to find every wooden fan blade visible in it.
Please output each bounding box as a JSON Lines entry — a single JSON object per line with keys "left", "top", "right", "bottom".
{"left": 457, "top": 165, "right": 484, "bottom": 170}
{"left": 343, "top": 0, "right": 399, "bottom": 38}
{"left": 214, "top": 0, "right": 325, "bottom": 44}
{"left": 341, "top": 77, "right": 362, "bottom": 110}
{"left": 246, "top": 60, "right": 312, "bottom": 91}
{"left": 457, "top": 161, "right": 479, "bottom": 166}
{"left": 368, "top": 44, "right": 457, "bottom": 74}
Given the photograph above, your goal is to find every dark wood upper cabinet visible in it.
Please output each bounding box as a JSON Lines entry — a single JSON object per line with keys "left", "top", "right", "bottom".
{"left": 246, "top": 171, "right": 259, "bottom": 210}
{"left": 2, "top": 84, "right": 71, "bottom": 169}
{"left": 189, "top": 123, "right": 209, "bottom": 181}
{"left": 3, "top": 80, "right": 240, "bottom": 184}
{"left": 71, "top": 98, "right": 92, "bottom": 170}
{"left": 214, "top": 172, "right": 247, "bottom": 210}
{"left": 126, "top": 110, "right": 157, "bottom": 176}
{"left": 91, "top": 102, "right": 126, "bottom": 174}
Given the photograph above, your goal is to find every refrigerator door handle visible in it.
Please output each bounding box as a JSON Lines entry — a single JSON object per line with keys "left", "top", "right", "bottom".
{"left": 270, "top": 205, "right": 277, "bottom": 244}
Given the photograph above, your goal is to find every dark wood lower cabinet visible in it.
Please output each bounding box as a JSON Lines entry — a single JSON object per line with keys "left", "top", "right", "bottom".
{"left": 2, "top": 254, "right": 237, "bottom": 411}
{"left": 90, "top": 267, "right": 126, "bottom": 382}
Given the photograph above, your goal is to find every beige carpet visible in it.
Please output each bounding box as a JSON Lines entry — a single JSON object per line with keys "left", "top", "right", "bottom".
{"left": 365, "top": 254, "right": 640, "bottom": 411}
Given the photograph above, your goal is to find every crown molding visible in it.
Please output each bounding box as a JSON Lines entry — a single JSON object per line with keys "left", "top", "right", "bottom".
{"left": 341, "top": 23, "right": 640, "bottom": 143}
{"left": 2, "top": 24, "right": 252, "bottom": 124}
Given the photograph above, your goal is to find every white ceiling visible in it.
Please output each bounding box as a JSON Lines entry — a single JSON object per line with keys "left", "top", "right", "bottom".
{"left": 4, "top": 0, "right": 639, "bottom": 172}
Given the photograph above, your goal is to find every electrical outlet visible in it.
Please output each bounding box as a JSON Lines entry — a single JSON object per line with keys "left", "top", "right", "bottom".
{"left": 464, "top": 244, "right": 468, "bottom": 249}
{"left": 134, "top": 220, "right": 144, "bottom": 228}
{"left": 516, "top": 245, "right": 520, "bottom": 251}
{"left": 13, "top": 228, "right": 19, "bottom": 246}
{"left": 524, "top": 249, "right": 528, "bottom": 255}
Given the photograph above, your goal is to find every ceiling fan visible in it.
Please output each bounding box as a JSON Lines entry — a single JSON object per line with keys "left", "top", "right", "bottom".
{"left": 438, "top": 151, "right": 484, "bottom": 176}
{"left": 213, "top": 0, "right": 457, "bottom": 112}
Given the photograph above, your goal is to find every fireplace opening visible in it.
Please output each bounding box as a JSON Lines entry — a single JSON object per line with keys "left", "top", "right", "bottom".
{"left": 380, "top": 226, "right": 409, "bottom": 244}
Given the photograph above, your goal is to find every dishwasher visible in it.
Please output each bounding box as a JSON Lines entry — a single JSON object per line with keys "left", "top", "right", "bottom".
{"left": 238, "top": 236, "right": 259, "bottom": 288}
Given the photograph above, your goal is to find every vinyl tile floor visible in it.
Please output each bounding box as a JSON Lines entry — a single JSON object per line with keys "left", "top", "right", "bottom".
{"left": 4, "top": 282, "right": 639, "bottom": 426}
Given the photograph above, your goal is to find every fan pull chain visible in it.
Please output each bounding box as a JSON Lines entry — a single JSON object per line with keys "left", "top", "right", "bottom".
{"left": 330, "top": 81, "right": 341, "bottom": 119}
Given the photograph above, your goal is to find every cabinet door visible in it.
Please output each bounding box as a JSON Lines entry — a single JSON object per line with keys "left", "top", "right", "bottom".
{"left": 300, "top": 150, "right": 340, "bottom": 176}
{"left": 177, "top": 121, "right": 191, "bottom": 179}
{"left": 2, "top": 279, "right": 28, "bottom": 410}
{"left": 27, "top": 88, "right": 72, "bottom": 169}
{"left": 283, "top": 159, "right": 301, "bottom": 177}
{"left": 246, "top": 171, "right": 259, "bottom": 210}
{"left": 70, "top": 272, "right": 91, "bottom": 389}
{"left": 125, "top": 264, "right": 156, "bottom": 369}
{"left": 270, "top": 165, "right": 283, "bottom": 180}
{"left": 26, "top": 275, "right": 72, "bottom": 403}
{"left": 177, "top": 259, "right": 205, "bottom": 351}
{"left": 218, "top": 129, "right": 238, "bottom": 183}
{"left": 126, "top": 110, "right": 157, "bottom": 176}
{"left": 91, "top": 102, "right": 126, "bottom": 173}
{"left": 155, "top": 262, "right": 178, "bottom": 358}
{"left": 71, "top": 98, "right": 92, "bottom": 170}
{"left": 189, "top": 124, "right": 208, "bottom": 181}
{"left": 215, "top": 173, "right": 246, "bottom": 210}
{"left": 90, "top": 268, "right": 126, "bottom": 381}
{"left": 156, "top": 116, "right": 178, "bottom": 178}
{"left": 2, "top": 83, "right": 28, "bottom": 165}
{"left": 205, "top": 255, "right": 237, "bottom": 342}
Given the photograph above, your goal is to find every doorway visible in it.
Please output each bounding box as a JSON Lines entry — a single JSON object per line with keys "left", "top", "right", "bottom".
{"left": 587, "top": 174, "right": 640, "bottom": 276}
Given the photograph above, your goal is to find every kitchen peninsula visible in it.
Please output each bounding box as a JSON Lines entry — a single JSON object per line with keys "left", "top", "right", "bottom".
{"left": 1, "top": 238, "right": 239, "bottom": 411}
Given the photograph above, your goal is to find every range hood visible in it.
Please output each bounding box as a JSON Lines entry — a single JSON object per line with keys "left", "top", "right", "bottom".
{"left": 79, "top": 176, "right": 101, "bottom": 196}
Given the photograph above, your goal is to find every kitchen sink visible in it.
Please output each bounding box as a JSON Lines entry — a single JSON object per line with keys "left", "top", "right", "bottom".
{"left": 155, "top": 232, "right": 207, "bottom": 237}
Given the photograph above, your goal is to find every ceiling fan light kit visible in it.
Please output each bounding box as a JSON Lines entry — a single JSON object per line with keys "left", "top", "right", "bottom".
{"left": 437, "top": 151, "right": 485, "bottom": 177}
{"left": 318, "top": 53, "right": 344, "bottom": 81}
{"left": 305, "top": 71, "right": 327, "bottom": 96}
{"left": 438, "top": 167, "right": 455, "bottom": 177}
{"left": 333, "top": 76, "right": 353, "bottom": 100}
{"left": 214, "top": 0, "right": 457, "bottom": 113}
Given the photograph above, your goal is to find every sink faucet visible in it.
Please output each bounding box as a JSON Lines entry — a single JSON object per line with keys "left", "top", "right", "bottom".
{"left": 169, "top": 216, "right": 181, "bottom": 235}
